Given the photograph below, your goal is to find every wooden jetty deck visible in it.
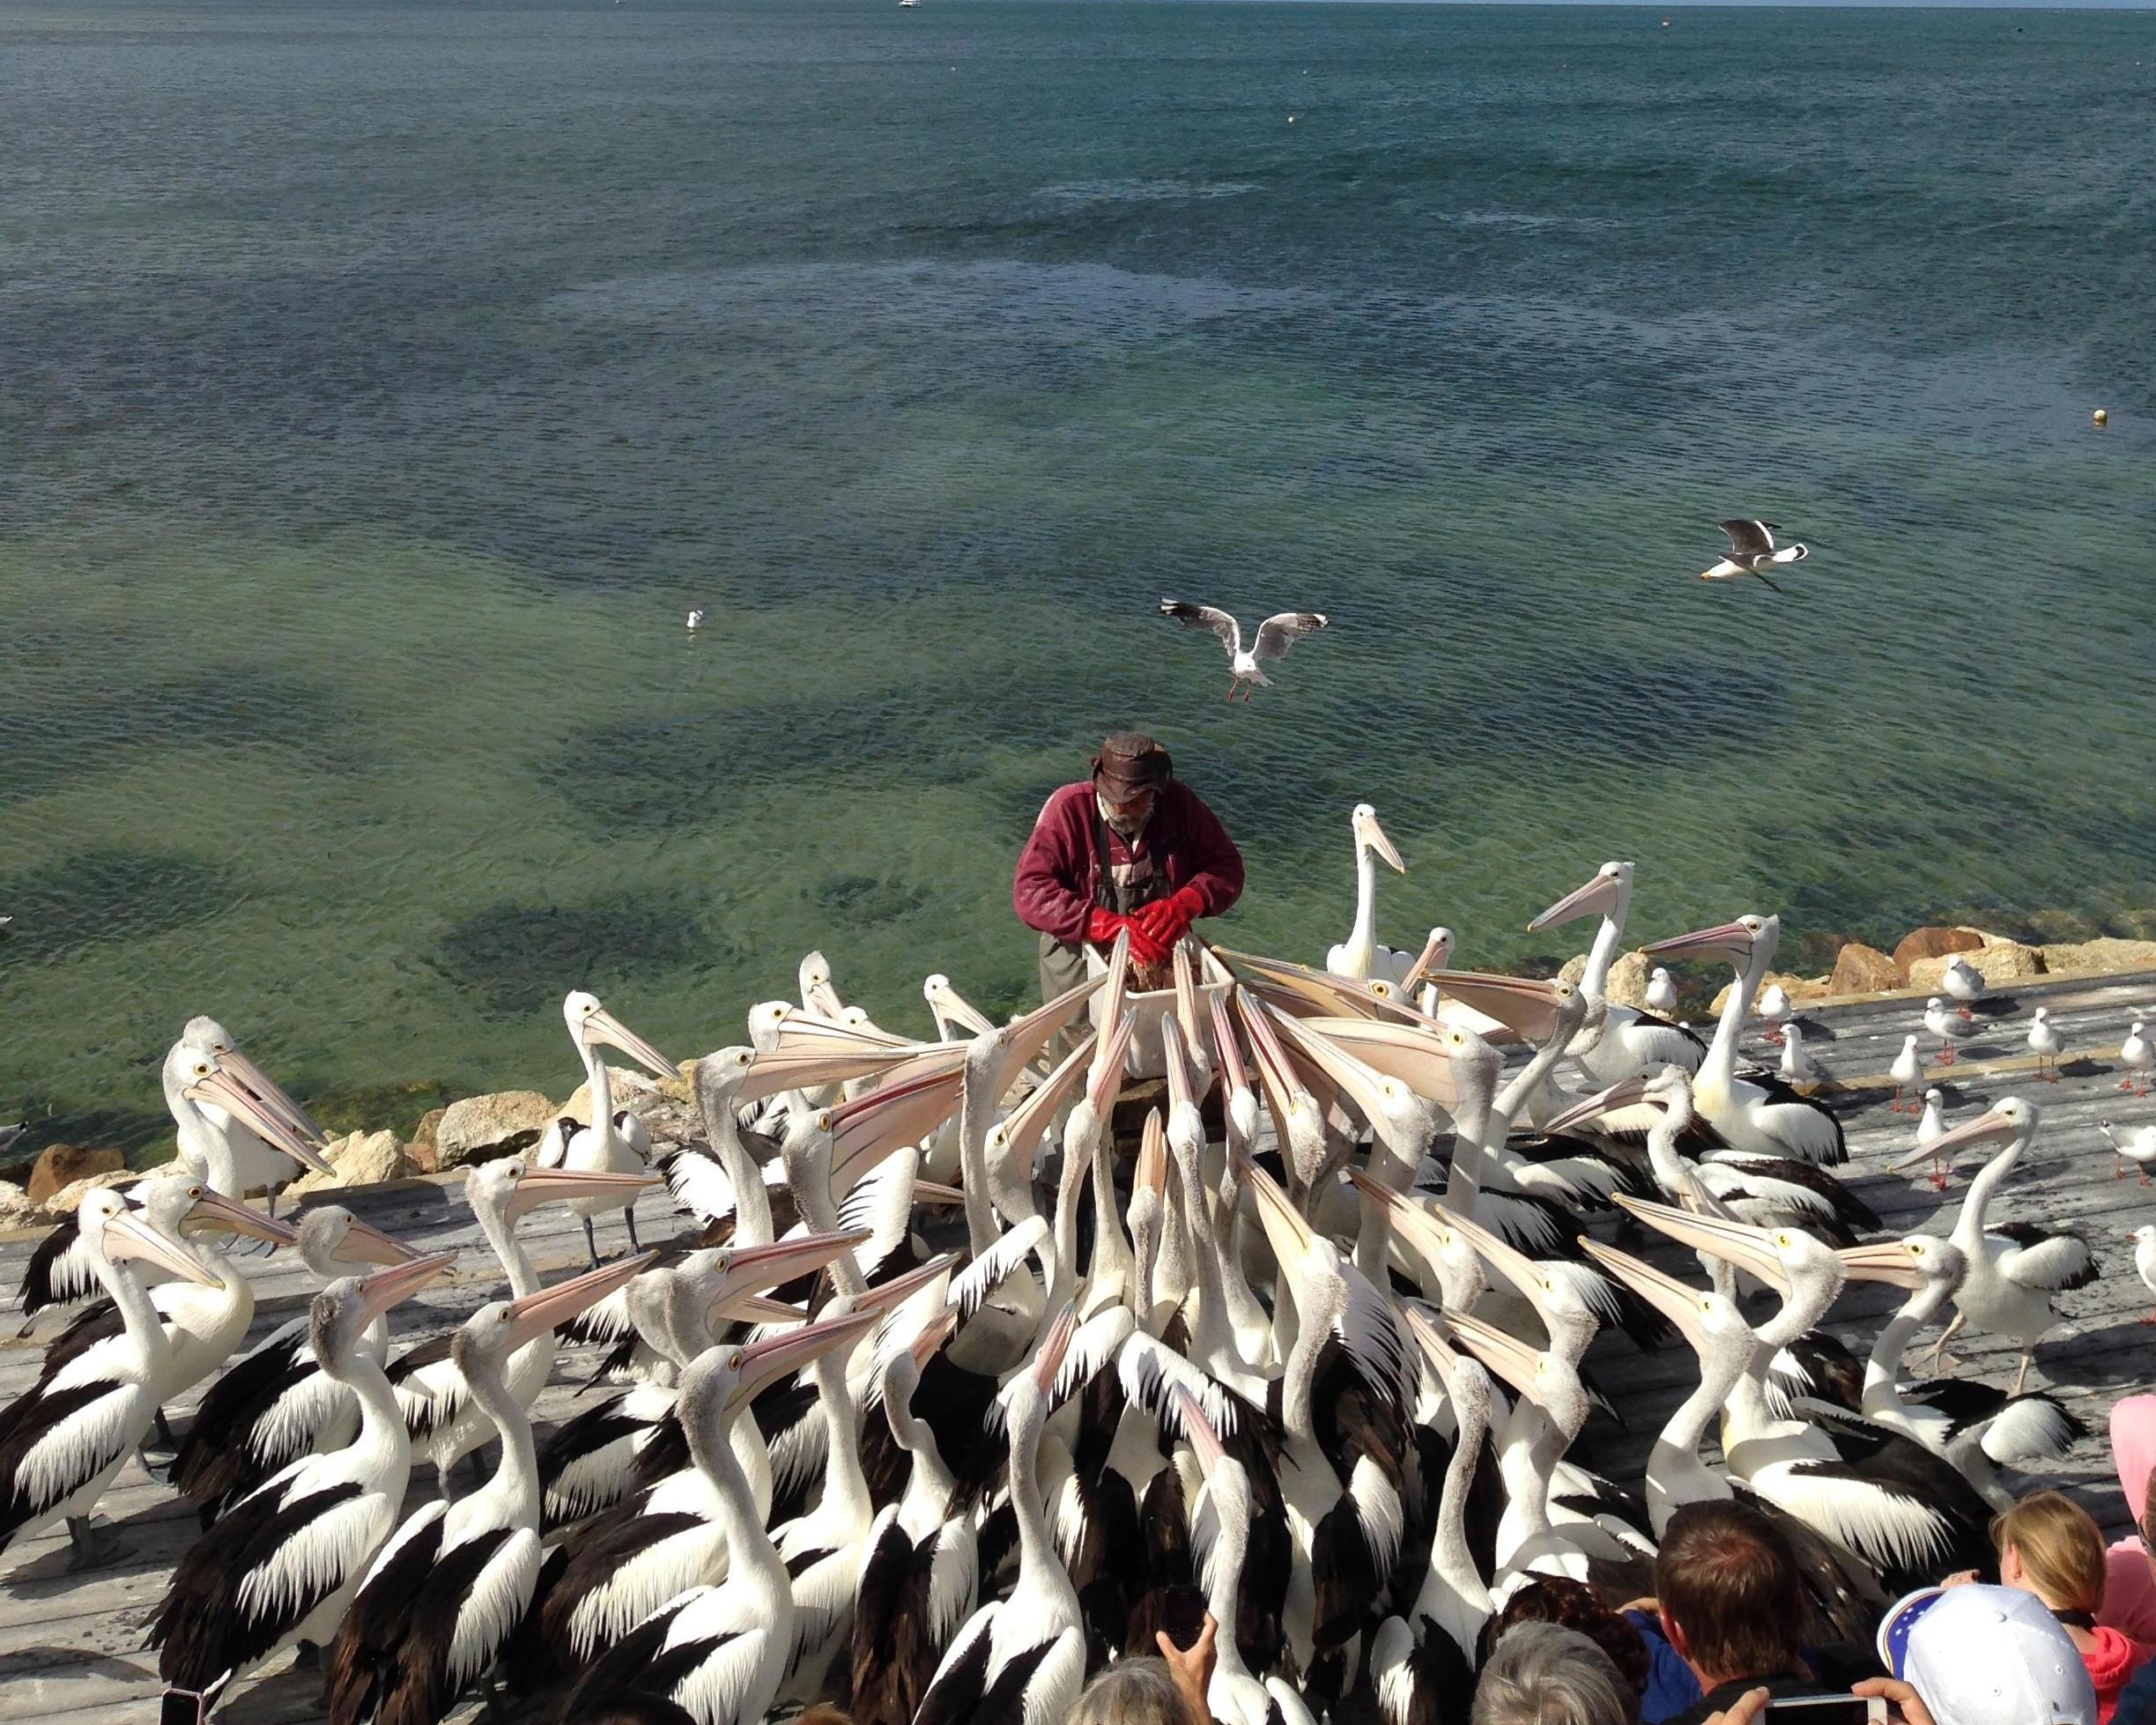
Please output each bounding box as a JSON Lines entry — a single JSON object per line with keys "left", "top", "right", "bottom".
{"left": 4, "top": 966, "right": 2154, "bottom": 1721}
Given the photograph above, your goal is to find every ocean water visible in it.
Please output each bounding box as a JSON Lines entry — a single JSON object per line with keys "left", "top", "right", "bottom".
{"left": 4, "top": 1, "right": 2152, "bottom": 1158}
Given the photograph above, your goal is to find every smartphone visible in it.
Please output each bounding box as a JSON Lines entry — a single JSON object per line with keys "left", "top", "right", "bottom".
{"left": 1764, "top": 1698, "right": 1886, "bottom": 1722}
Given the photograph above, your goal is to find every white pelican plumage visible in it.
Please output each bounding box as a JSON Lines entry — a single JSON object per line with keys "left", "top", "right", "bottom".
{"left": 537, "top": 990, "right": 678, "bottom": 1266}
{"left": 150, "top": 1251, "right": 456, "bottom": 1716}
{"left": 1325, "top": 803, "right": 1410, "bottom": 985}
{"left": 0, "top": 1190, "right": 220, "bottom": 1570}
{"left": 1158, "top": 598, "right": 1330, "bottom": 701}
{"left": 1526, "top": 861, "right": 1704, "bottom": 1087}
{"left": 1641, "top": 914, "right": 1845, "bottom": 1166}
{"left": 174, "top": 1017, "right": 330, "bottom": 1212}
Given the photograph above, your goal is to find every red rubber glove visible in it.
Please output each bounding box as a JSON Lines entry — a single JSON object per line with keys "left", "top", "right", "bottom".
{"left": 1137, "top": 885, "right": 1204, "bottom": 950}
{"left": 1085, "top": 906, "right": 1127, "bottom": 947}
{"left": 1124, "top": 921, "right": 1171, "bottom": 968}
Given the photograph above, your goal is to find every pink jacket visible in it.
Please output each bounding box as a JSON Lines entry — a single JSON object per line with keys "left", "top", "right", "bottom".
{"left": 2102, "top": 1396, "right": 2156, "bottom": 1662}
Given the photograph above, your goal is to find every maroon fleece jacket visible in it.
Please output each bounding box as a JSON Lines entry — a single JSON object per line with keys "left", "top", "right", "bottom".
{"left": 1011, "top": 781, "right": 1245, "bottom": 945}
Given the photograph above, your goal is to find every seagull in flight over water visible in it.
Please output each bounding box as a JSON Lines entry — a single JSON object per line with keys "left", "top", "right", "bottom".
{"left": 1158, "top": 599, "right": 1330, "bottom": 701}
{"left": 1700, "top": 520, "right": 1809, "bottom": 593}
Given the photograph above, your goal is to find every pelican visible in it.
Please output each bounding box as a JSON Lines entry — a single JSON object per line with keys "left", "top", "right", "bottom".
{"left": 538, "top": 990, "right": 679, "bottom": 1266}
{"left": 2026, "top": 1006, "right": 2063, "bottom": 1081}
{"left": 1924, "top": 996, "right": 1977, "bottom": 1066}
{"left": 1525, "top": 861, "right": 1704, "bottom": 1086}
{"left": 914, "top": 1306, "right": 1086, "bottom": 1725}
{"left": 543, "top": 1311, "right": 878, "bottom": 1725}
{"left": 171, "top": 1206, "right": 433, "bottom": 1525}
{"left": 0, "top": 1189, "right": 219, "bottom": 1570}
{"left": 1326, "top": 803, "right": 1410, "bottom": 984}
{"left": 324, "top": 1253, "right": 655, "bottom": 1725}
{"left": 1888, "top": 1034, "right": 1923, "bottom": 1112}
{"left": 1700, "top": 519, "right": 1807, "bottom": 590}
{"left": 2132, "top": 1225, "right": 2156, "bottom": 1325}
{"left": 174, "top": 1017, "right": 330, "bottom": 1211}
{"left": 1158, "top": 598, "right": 1330, "bottom": 701}
{"left": 1898, "top": 1098, "right": 2099, "bottom": 1393}
{"left": 391, "top": 1160, "right": 660, "bottom": 1493}
{"left": 150, "top": 1251, "right": 456, "bottom": 1717}
{"left": 1641, "top": 914, "right": 1844, "bottom": 1165}
{"left": 1645, "top": 966, "right": 1678, "bottom": 1017}
{"left": 2102, "top": 1119, "right": 2156, "bottom": 1186}
{"left": 2121, "top": 1020, "right": 2154, "bottom": 1096}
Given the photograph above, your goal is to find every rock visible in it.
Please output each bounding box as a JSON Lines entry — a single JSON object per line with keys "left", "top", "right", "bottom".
{"left": 1709, "top": 971, "right": 1831, "bottom": 1017}
{"left": 560, "top": 1065, "right": 664, "bottom": 1129}
{"left": 1829, "top": 942, "right": 1900, "bottom": 997}
{"left": 1558, "top": 954, "right": 1589, "bottom": 988}
{"left": 433, "top": 1091, "right": 557, "bottom": 1170}
{"left": 406, "top": 1106, "right": 447, "bottom": 1174}
{"left": 1604, "top": 951, "right": 1653, "bottom": 1011}
{"left": 0, "top": 1179, "right": 41, "bottom": 1228}
{"left": 1892, "top": 926, "right": 1983, "bottom": 983}
{"left": 2039, "top": 937, "right": 2156, "bottom": 977}
{"left": 41, "top": 1168, "right": 139, "bottom": 1217}
{"left": 287, "top": 1130, "right": 408, "bottom": 1197}
{"left": 26, "top": 1143, "right": 124, "bottom": 1205}
{"left": 1908, "top": 941, "right": 2046, "bottom": 993}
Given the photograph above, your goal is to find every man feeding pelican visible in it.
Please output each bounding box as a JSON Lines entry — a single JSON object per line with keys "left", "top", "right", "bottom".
{"left": 1013, "top": 731, "right": 1244, "bottom": 1003}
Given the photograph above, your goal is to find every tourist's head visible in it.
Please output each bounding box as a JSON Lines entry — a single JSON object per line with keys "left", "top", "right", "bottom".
{"left": 1069, "top": 1656, "right": 1187, "bottom": 1725}
{"left": 1993, "top": 1490, "right": 2106, "bottom": 1617}
{"left": 1478, "top": 1575, "right": 1650, "bottom": 1697}
{"left": 1890, "top": 1581, "right": 2097, "bottom": 1725}
{"left": 1653, "top": 1500, "right": 1805, "bottom": 1684}
{"left": 1472, "top": 1622, "right": 1639, "bottom": 1725}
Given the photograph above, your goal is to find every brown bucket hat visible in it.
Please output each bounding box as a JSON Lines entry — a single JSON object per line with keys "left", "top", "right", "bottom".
{"left": 1093, "top": 732, "right": 1174, "bottom": 800}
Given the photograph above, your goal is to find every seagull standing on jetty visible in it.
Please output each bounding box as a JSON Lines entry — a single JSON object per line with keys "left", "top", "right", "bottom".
{"left": 1700, "top": 520, "right": 1808, "bottom": 592}
{"left": 1925, "top": 996, "right": 1976, "bottom": 1066}
{"left": 2119, "top": 1019, "right": 2152, "bottom": 1096}
{"left": 1158, "top": 599, "right": 1329, "bottom": 700}
{"left": 2132, "top": 1225, "right": 2156, "bottom": 1325}
{"left": 2026, "top": 1007, "right": 2063, "bottom": 1081}
{"left": 1644, "top": 966, "right": 1678, "bottom": 1017}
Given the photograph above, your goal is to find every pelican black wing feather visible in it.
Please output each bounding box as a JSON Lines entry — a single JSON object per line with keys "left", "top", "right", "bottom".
{"left": 170, "top": 1323, "right": 313, "bottom": 1511}
{"left": 530, "top": 1502, "right": 706, "bottom": 1674}
{"left": 850, "top": 1523, "right": 937, "bottom": 1725}
{"left": 1, "top": 1380, "right": 119, "bottom": 1540}
{"left": 16, "top": 1213, "right": 97, "bottom": 1327}
{"left": 152, "top": 1482, "right": 367, "bottom": 1691}
{"left": 324, "top": 1514, "right": 449, "bottom": 1725}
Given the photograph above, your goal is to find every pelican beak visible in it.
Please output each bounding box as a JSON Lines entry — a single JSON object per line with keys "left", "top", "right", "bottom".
{"left": 730, "top": 1307, "right": 881, "bottom": 1409}
{"left": 736, "top": 1030, "right": 951, "bottom": 1102}
{"left": 1541, "top": 1076, "right": 1655, "bottom": 1136}
{"left": 329, "top": 1214, "right": 424, "bottom": 1268}
{"left": 994, "top": 1035, "right": 1097, "bottom": 1166}
{"left": 358, "top": 1249, "right": 458, "bottom": 1324}
{"left": 710, "top": 1229, "right": 871, "bottom": 1307}
{"left": 1207, "top": 989, "right": 1248, "bottom": 1096}
{"left": 505, "top": 1166, "right": 663, "bottom": 1220}
{"left": 799, "top": 952, "right": 845, "bottom": 1021}
{"left": 1641, "top": 920, "right": 1756, "bottom": 968}
{"left": 1436, "top": 1198, "right": 1550, "bottom": 1307}
{"left": 999, "top": 974, "right": 1108, "bottom": 1087}
{"left": 1579, "top": 1238, "right": 1713, "bottom": 1349}
{"left": 1612, "top": 1194, "right": 1789, "bottom": 1291}
{"left": 1347, "top": 1170, "right": 1451, "bottom": 1273}
{"left": 1086, "top": 1009, "right": 1138, "bottom": 1121}
{"left": 1360, "top": 810, "right": 1406, "bottom": 874}
{"left": 217, "top": 1048, "right": 327, "bottom": 1146}
{"left": 1527, "top": 870, "right": 1623, "bottom": 934}
{"left": 1173, "top": 945, "right": 1204, "bottom": 1040}
{"left": 1836, "top": 1239, "right": 1931, "bottom": 1291}
{"left": 1441, "top": 1307, "right": 1545, "bottom": 1402}
{"left": 850, "top": 1251, "right": 959, "bottom": 1320}
{"left": 923, "top": 976, "right": 997, "bottom": 1039}
{"left": 1890, "top": 1105, "right": 2021, "bottom": 1172}
{"left": 1399, "top": 928, "right": 1453, "bottom": 997}
{"left": 1266, "top": 1006, "right": 1394, "bottom": 1125}
{"left": 182, "top": 1185, "right": 300, "bottom": 1248}
{"left": 1161, "top": 1012, "right": 1197, "bottom": 1117}
{"left": 1136, "top": 1111, "right": 1169, "bottom": 1203}
{"left": 507, "top": 1251, "right": 659, "bottom": 1348}
{"left": 1401, "top": 1301, "right": 1463, "bottom": 1392}
{"left": 1170, "top": 1384, "right": 1228, "bottom": 1469}
{"left": 1032, "top": 1301, "right": 1078, "bottom": 1395}
{"left": 184, "top": 1065, "right": 336, "bottom": 1177}
{"left": 1238, "top": 988, "right": 1311, "bottom": 1127}
{"left": 913, "top": 1179, "right": 967, "bottom": 1207}
{"left": 1416, "top": 971, "right": 1570, "bottom": 1044}
{"left": 582, "top": 1005, "right": 678, "bottom": 1083}
{"left": 101, "top": 1209, "right": 222, "bottom": 1287}
{"left": 826, "top": 1066, "right": 965, "bottom": 1196}
{"left": 908, "top": 1305, "right": 959, "bottom": 1368}
{"left": 1236, "top": 1150, "right": 1315, "bottom": 1263}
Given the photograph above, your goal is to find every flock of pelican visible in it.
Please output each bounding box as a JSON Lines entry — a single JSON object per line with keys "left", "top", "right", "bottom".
{"left": 0, "top": 827, "right": 2126, "bottom": 1725}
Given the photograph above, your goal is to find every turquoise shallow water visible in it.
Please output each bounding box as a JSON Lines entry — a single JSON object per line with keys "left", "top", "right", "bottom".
{"left": 3, "top": 1, "right": 2152, "bottom": 1156}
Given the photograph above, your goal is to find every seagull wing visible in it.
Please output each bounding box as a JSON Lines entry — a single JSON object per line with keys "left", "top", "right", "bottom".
{"left": 1720, "top": 519, "right": 1774, "bottom": 559}
{"left": 1159, "top": 600, "right": 1242, "bottom": 659}
{"left": 1250, "top": 611, "right": 1329, "bottom": 663}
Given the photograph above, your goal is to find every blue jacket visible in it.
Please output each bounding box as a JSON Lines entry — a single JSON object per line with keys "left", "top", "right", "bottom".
{"left": 1624, "top": 1610, "right": 1705, "bottom": 1722}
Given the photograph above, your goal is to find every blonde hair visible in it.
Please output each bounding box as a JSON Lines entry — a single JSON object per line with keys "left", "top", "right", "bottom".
{"left": 1993, "top": 1490, "right": 2107, "bottom": 1616}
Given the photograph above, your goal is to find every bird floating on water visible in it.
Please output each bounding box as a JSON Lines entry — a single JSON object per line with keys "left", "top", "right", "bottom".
{"left": 1158, "top": 599, "right": 1329, "bottom": 701}
{"left": 1700, "top": 520, "right": 1808, "bottom": 593}
{"left": 685, "top": 610, "right": 706, "bottom": 631}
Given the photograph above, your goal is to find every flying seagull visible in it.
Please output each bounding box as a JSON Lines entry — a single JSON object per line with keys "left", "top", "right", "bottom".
{"left": 1700, "top": 520, "right": 1808, "bottom": 593}
{"left": 1158, "top": 599, "right": 1330, "bottom": 701}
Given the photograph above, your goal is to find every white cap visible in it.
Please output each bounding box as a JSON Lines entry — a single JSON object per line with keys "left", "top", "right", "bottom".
{"left": 1898, "top": 1584, "right": 2096, "bottom": 1725}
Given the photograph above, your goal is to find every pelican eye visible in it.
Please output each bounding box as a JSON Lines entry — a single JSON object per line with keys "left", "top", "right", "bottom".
{"left": 728, "top": 1350, "right": 745, "bottom": 1371}
{"left": 194, "top": 1062, "right": 212, "bottom": 1077}
{"left": 189, "top": 1186, "right": 204, "bottom": 1199}
{"left": 499, "top": 1308, "right": 513, "bottom": 1324}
